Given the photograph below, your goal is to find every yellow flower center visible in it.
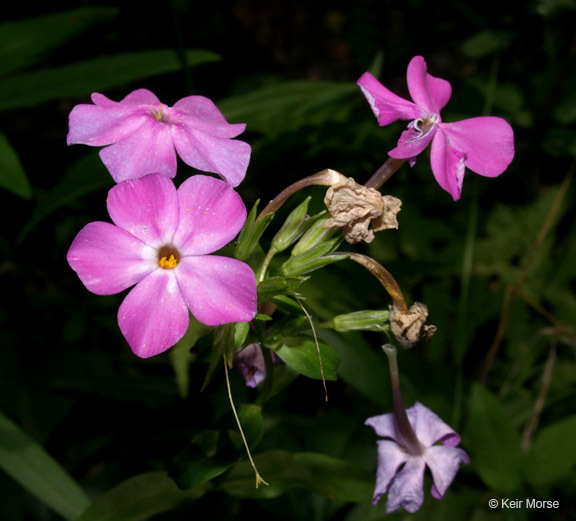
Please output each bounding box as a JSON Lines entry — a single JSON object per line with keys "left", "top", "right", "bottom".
{"left": 157, "top": 245, "right": 180, "bottom": 269}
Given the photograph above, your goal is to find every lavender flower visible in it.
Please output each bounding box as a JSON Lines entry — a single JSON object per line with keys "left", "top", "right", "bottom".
{"left": 366, "top": 401, "right": 469, "bottom": 513}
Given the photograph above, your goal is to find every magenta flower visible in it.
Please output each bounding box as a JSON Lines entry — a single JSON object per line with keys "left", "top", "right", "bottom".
{"left": 67, "top": 89, "right": 250, "bottom": 187}
{"left": 67, "top": 173, "right": 257, "bottom": 357}
{"left": 365, "top": 402, "right": 469, "bottom": 513}
{"left": 357, "top": 56, "right": 514, "bottom": 200}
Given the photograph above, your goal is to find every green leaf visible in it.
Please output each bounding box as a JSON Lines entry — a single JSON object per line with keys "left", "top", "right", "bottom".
{"left": 0, "top": 7, "right": 119, "bottom": 76}
{"left": 169, "top": 316, "right": 211, "bottom": 398}
{"left": 319, "top": 330, "right": 389, "bottom": 406}
{"left": 526, "top": 416, "right": 576, "bottom": 485}
{"left": 0, "top": 411, "right": 90, "bottom": 521}
{"left": 201, "top": 324, "right": 236, "bottom": 391}
{"left": 276, "top": 339, "right": 339, "bottom": 380}
{"left": 257, "top": 276, "right": 307, "bottom": 301}
{"left": 171, "top": 405, "right": 263, "bottom": 490}
{"left": 228, "top": 404, "right": 264, "bottom": 450}
{"left": 0, "top": 132, "right": 31, "bottom": 198}
{"left": 461, "top": 30, "right": 512, "bottom": 58}
{"left": 76, "top": 472, "right": 207, "bottom": 521}
{"left": 0, "top": 49, "right": 220, "bottom": 111}
{"left": 218, "top": 80, "right": 358, "bottom": 134}
{"left": 220, "top": 450, "right": 373, "bottom": 502}
{"left": 19, "top": 152, "right": 112, "bottom": 241}
{"left": 463, "top": 383, "right": 523, "bottom": 492}
{"left": 170, "top": 434, "right": 238, "bottom": 491}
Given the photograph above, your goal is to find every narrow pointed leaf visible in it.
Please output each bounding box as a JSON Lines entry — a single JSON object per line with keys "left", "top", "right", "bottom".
{"left": 76, "top": 472, "right": 207, "bottom": 521}
{"left": 0, "top": 49, "right": 220, "bottom": 111}
{"left": 0, "top": 411, "right": 90, "bottom": 521}
{"left": 0, "top": 132, "right": 31, "bottom": 198}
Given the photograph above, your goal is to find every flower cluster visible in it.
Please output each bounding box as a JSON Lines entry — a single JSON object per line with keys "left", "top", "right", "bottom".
{"left": 66, "top": 55, "right": 513, "bottom": 512}
{"left": 67, "top": 91, "right": 257, "bottom": 357}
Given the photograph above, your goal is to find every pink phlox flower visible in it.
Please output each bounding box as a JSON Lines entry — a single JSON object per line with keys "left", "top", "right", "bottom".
{"left": 67, "top": 89, "right": 251, "bottom": 187}
{"left": 365, "top": 401, "right": 470, "bottom": 514}
{"left": 67, "top": 173, "right": 257, "bottom": 358}
{"left": 357, "top": 56, "right": 515, "bottom": 200}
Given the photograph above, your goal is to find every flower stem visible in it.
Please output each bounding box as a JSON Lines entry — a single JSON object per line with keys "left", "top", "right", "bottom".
{"left": 257, "top": 247, "right": 277, "bottom": 283}
{"left": 223, "top": 355, "right": 269, "bottom": 488}
{"left": 364, "top": 158, "right": 406, "bottom": 189}
{"left": 257, "top": 169, "right": 344, "bottom": 222}
{"left": 382, "top": 344, "right": 422, "bottom": 456}
{"left": 347, "top": 253, "right": 408, "bottom": 313}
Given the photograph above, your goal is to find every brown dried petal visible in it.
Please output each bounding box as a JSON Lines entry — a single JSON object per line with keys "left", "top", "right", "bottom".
{"left": 390, "top": 302, "right": 437, "bottom": 349}
{"left": 323, "top": 177, "right": 402, "bottom": 244}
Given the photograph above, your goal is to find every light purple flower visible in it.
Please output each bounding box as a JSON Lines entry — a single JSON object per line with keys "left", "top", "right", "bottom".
{"left": 234, "top": 344, "right": 283, "bottom": 387}
{"left": 365, "top": 402, "right": 469, "bottom": 514}
{"left": 67, "top": 173, "right": 257, "bottom": 358}
{"left": 357, "top": 56, "right": 514, "bottom": 200}
{"left": 67, "top": 89, "right": 251, "bottom": 186}
{"left": 234, "top": 344, "right": 267, "bottom": 388}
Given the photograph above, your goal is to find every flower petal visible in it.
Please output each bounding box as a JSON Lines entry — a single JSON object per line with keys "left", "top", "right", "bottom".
{"left": 430, "top": 129, "right": 467, "bottom": 200}
{"left": 67, "top": 101, "right": 148, "bottom": 147}
{"left": 365, "top": 412, "right": 402, "bottom": 442}
{"left": 175, "top": 256, "right": 257, "bottom": 326}
{"left": 67, "top": 221, "right": 156, "bottom": 295}
{"left": 357, "top": 72, "right": 422, "bottom": 125}
{"left": 385, "top": 457, "right": 426, "bottom": 514}
{"left": 424, "top": 445, "right": 470, "bottom": 499}
{"left": 407, "top": 56, "right": 452, "bottom": 114}
{"left": 440, "top": 117, "right": 515, "bottom": 177}
{"left": 371, "top": 440, "right": 409, "bottom": 506}
{"left": 173, "top": 175, "right": 247, "bottom": 255}
{"left": 388, "top": 124, "right": 437, "bottom": 160}
{"left": 118, "top": 270, "right": 189, "bottom": 358}
{"left": 173, "top": 95, "right": 247, "bottom": 138}
{"left": 107, "top": 174, "right": 180, "bottom": 246}
{"left": 407, "top": 402, "right": 462, "bottom": 448}
{"left": 114, "top": 89, "right": 162, "bottom": 106}
{"left": 171, "top": 125, "right": 251, "bottom": 187}
{"left": 99, "top": 119, "right": 177, "bottom": 182}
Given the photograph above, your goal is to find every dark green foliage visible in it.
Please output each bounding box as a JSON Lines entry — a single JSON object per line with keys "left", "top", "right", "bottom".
{"left": 2, "top": 2, "right": 576, "bottom": 521}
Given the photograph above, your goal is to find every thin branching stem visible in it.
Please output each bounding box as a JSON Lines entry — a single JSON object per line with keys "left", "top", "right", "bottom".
{"left": 223, "top": 356, "right": 269, "bottom": 488}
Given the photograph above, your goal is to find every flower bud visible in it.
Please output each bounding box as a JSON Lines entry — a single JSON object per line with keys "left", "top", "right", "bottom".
{"left": 271, "top": 196, "right": 312, "bottom": 253}
{"left": 235, "top": 199, "right": 275, "bottom": 260}
{"left": 330, "top": 309, "right": 390, "bottom": 332}
{"left": 281, "top": 239, "right": 344, "bottom": 276}
{"left": 291, "top": 212, "right": 338, "bottom": 257}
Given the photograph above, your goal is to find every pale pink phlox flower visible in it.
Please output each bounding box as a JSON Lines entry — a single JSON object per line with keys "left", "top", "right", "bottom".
{"left": 357, "top": 56, "right": 514, "bottom": 200}
{"left": 67, "top": 173, "right": 257, "bottom": 358}
{"left": 365, "top": 402, "right": 470, "bottom": 513}
{"left": 67, "top": 89, "right": 250, "bottom": 187}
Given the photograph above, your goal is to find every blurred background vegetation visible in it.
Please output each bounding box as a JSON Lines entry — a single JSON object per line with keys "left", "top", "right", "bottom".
{"left": 1, "top": 1, "right": 575, "bottom": 520}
